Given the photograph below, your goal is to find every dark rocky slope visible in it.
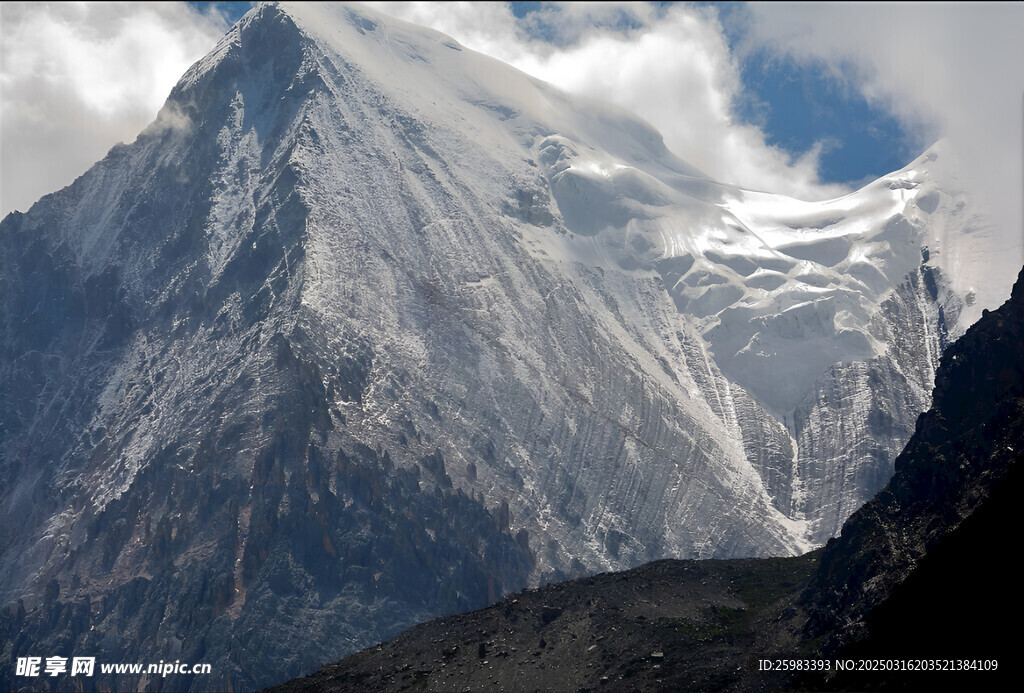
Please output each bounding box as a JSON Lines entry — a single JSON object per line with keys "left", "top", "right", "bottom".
{"left": 270, "top": 267, "right": 1024, "bottom": 692}
{"left": 268, "top": 554, "right": 821, "bottom": 692}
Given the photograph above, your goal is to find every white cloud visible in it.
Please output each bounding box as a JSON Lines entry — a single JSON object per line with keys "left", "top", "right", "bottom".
{"left": 0, "top": 2, "right": 229, "bottom": 215}
{"left": 370, "top": 2, "right": 850, "bottom": 200}
{"left": 739, "top": 1, "right": 1024, "bottom": 301}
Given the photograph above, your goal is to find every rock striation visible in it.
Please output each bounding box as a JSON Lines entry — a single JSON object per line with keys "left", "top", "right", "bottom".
{"left": 0, "top": 3, "right": 1004, "bottom": 689}
{"left": 267, "top": 266, "right": 1024, "bottom": 692}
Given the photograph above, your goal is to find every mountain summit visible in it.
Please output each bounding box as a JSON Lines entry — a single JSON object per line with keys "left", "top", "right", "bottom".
{"left": 0, "top": 3, "right": 990, "bottom": 689}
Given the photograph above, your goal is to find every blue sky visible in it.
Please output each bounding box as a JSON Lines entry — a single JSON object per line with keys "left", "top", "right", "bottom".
{"left": 2, "top": 0, "right": 1022, "bottom": 246}
{"left": 729, "top": 43, "right": 912, "bottom": 188}
{"left": 188, "top": 1, "right": 250, "bottom": 25}
{"left": 704, "top": 1, "right": 913, "bottom": 187}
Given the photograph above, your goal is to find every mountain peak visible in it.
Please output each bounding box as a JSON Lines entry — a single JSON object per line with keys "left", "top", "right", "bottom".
{"left": 0, "top": 4, "right": 998, "bottom": 690}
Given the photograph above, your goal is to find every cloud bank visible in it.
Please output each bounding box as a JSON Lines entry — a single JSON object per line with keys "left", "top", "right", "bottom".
{"left": 0, "top": 2, "right": 228, "bottom": 216}
{"left": 739, "top": 1, "right": 1024, "bottom": 305}
{"left": 3, "top": 1, "right": 1021, "bottom": 288}
{"left": 370, "top": 2, "right": 850, "bottom": 200}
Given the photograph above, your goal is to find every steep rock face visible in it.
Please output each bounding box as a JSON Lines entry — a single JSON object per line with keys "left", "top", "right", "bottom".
{"left": 0, "top": 3, "right": 993, "bottom": 690}
{"left": 792, "top": 264, "right": 961, "bottom": 542}
{"left": 270, "top": 267, "right": 1024, "bottom": 693}
{"left": 804, "top": 266, "right": 1024, "bottom": 653}
{"left": 1, "top": 7, "right": 534, "bottom": 690}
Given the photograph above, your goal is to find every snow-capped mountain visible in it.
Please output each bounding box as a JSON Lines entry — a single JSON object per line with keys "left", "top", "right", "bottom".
{"left": 0, "top": 3, "right": 994, "bottom": 689}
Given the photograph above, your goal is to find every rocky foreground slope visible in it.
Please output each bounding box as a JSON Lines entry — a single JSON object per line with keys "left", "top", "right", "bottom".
{"left": 271, "top": 267, "right": 1024, "bottom": 692}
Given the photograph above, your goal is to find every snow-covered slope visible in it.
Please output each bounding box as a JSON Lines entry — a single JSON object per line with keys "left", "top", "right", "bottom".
{"left": 0, "top": 3, "right": 995, "bottom": 689}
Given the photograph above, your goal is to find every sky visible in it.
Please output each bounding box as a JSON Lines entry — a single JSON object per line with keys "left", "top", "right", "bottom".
{"left": 2, "top": 1, "right": 1022, "bottom": 266}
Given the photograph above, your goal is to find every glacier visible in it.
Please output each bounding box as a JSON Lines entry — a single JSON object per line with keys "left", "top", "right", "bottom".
{"left": 0, "top": 3, "right": 1003, "bottom": 690}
